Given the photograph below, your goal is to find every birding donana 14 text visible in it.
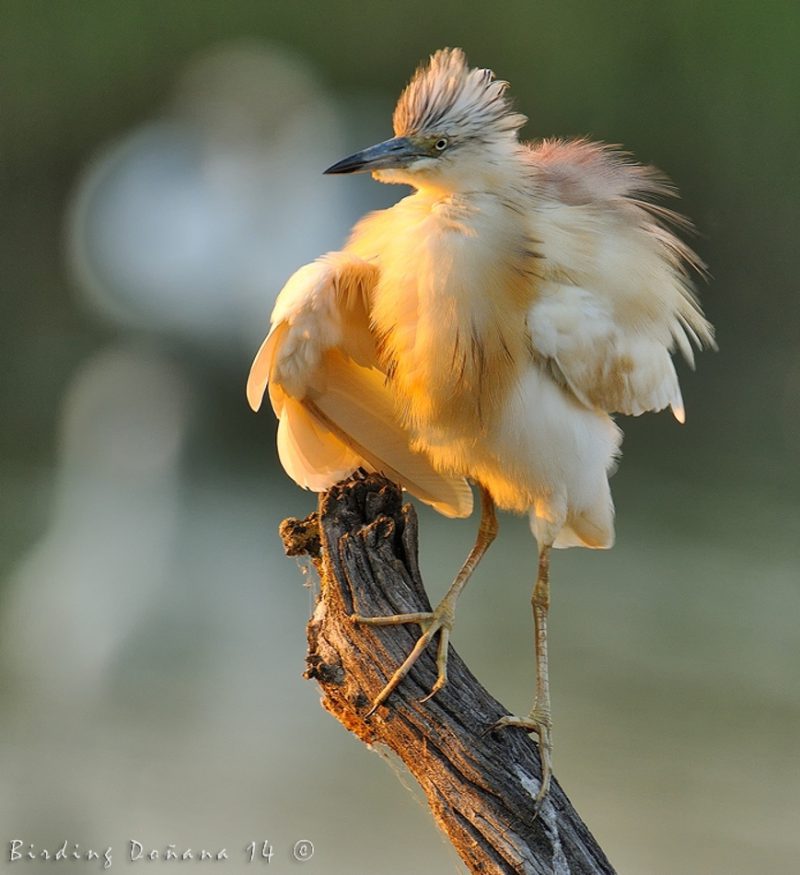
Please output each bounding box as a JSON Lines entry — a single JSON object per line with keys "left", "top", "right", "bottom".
{"left": 248, "top": 48, "right": 714, "bottom": 810}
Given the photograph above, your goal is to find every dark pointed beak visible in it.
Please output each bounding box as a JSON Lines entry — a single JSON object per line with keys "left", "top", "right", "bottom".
{"left": 323, "top": 136, "right": 425, "bottom": 175}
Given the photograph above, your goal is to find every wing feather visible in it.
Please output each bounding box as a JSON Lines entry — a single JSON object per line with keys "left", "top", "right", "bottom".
{"left": 307, "top": 352, "right": 473, "bottom": 518}
{"left": 276, "top": 396, "right": 362, "bottom": 491}
{"left": 248, "top": 254, "right": 473, "bottom": 518}
{"left": 248, "top": 321, "right": 286, "bottom": 414}
{"left": 526, "top": 139, "right": 714, "bottom": 420}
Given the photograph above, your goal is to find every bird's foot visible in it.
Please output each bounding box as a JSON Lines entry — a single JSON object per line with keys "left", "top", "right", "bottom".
{"left": 352, "top": 595, "right": 457, "bottom": 718}
{"left": 492, "top": 707, "right": 553, "bottom": 813}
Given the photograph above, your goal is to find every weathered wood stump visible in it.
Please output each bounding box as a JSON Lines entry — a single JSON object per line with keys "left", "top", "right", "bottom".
{"left": 280, "top": 472, "right": 615, "bottom": 875}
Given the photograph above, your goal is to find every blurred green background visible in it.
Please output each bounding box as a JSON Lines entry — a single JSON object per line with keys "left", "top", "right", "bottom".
{"left": 1, "top": 2, "right": 798, "bottom": 873}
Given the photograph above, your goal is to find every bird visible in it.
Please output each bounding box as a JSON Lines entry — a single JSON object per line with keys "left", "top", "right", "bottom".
{"left": 247, "top": 47, "right": 714, "bottom": 809}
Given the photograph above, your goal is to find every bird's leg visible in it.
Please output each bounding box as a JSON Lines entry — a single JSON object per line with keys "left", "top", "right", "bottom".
{"left": 354, "top": 486, "right": 497, "bottom": 717}
{"left": 492, "top": 545, "right": 554, "bottom": 813}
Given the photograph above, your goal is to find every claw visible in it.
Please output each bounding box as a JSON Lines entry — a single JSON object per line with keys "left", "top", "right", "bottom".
{"left": 492, "top": 711, "right": 553, "bottom": 813}
{"left": 419, "top": 625, "right": 450, "bottom": 703}
{"left": 354, "top": 608, "right": 449, "bottom": 713}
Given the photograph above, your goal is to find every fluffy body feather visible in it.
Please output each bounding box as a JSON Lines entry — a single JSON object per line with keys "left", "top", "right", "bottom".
{"left": 248, "top": 48, "right": 713, "bottom": 548}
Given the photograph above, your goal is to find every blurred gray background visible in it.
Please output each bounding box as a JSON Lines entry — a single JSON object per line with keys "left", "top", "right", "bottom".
{"left": 1, "top": 2, "right": 798, "bottom": 873}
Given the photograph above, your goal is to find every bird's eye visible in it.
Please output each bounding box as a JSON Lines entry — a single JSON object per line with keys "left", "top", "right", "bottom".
{"left": 434, "top": 138, "right": 448, "bottom": 151}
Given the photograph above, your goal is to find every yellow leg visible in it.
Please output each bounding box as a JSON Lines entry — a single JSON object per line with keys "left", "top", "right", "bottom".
{"left": 354, "top": 486, "right": 498, "bottom": 717}
{"left": 493, "top": 545, "right": 554, "bottom": 814}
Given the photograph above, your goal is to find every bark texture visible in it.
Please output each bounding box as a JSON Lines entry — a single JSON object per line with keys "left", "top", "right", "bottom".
{"left": 279, "top": 473, "right": 616, "bottom": 875}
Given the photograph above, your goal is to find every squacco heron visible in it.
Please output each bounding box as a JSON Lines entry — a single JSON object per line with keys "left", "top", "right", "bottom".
{"left": 247, "top": 48, "right": 714, "bottom": 809}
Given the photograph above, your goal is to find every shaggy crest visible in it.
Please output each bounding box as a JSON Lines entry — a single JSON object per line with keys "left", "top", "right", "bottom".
{"left": 392, "top": 48, "right": 527, "bottom": 141}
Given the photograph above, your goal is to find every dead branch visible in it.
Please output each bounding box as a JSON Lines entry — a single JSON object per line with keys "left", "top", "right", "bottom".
{"left": 279, "top": 473, "right": 616, "bottom": 875}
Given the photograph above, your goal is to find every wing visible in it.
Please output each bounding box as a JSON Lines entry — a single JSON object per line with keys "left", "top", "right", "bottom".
{"left": 526, "top": 139, "right": 715, "bottom": 422}
{"left": 247, "top": 251, "right": 473, "bottom": 518}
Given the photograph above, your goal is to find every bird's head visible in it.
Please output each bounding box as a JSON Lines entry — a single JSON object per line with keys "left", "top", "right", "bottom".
{"left": 324, "top": 48, "right": 527, "bottom": 193}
